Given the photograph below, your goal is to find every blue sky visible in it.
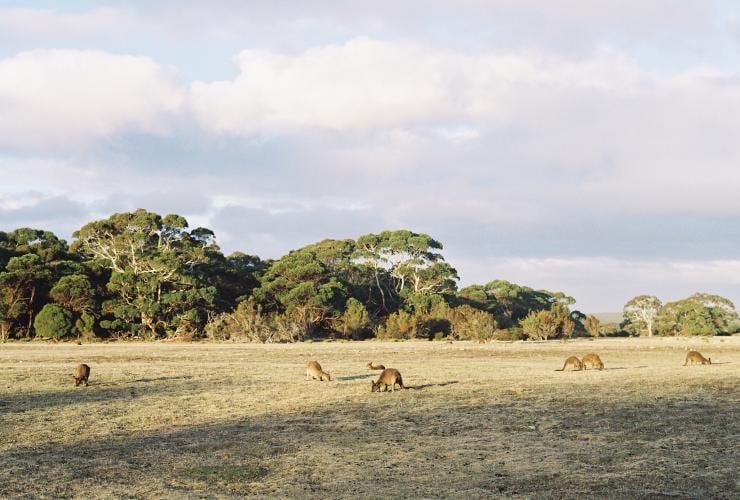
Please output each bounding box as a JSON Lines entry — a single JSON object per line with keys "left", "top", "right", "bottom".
{"left": 1, "top": 1, "right": 739, "bottom": 312}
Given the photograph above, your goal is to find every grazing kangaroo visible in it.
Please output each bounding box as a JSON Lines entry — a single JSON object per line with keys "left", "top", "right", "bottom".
{"left": 367, "top": 361, "right": 385, "bottom": 370}
{"left": 306, "top": 361, "right": 332, "bottom": 381}
{"left": 556, "top": 356, "right": 584, "bottom": 372}
{"left": 74, "top": 363, "right": 90, "bottom": 387}
{"left": 371, "top": 368, "right": 406, "bottom": 392}
{"left": 581, "top": 353, "right": 604, "bottom": 370}
{"left": 684, "top": 350, "right": 711, "bottom": 366}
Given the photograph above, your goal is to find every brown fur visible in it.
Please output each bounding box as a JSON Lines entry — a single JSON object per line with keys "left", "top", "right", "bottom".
{"left": 74, "top": 363, "right": 90, "bottom": 387}
{"left": 371, "top": 368, "right": 406, "bottom": 392}
{"left": 556, "top": 356, "right": 584, "bottom": 372}
{"left": 367, "top": 361, "right": 385, "bottom": 370}
{"left": 306, "top": 361, "right": 332, "bottom": 381}
{"left": 581, "top": 353, "right": 604, "bottom": 370}
{"left": 684, "top": 350, "right": 711, "bottom": 366}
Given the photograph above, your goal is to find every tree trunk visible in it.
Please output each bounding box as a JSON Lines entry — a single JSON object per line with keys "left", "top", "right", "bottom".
{"left": 25, "top": 287, "right": 36, "bottom": 338}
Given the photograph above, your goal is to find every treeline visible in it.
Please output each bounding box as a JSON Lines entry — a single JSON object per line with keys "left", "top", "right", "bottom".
{"left": 1, "top": 209, "right": 737, "bottom": 342}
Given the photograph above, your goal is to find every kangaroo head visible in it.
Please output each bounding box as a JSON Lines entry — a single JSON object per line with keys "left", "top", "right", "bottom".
{"left": 371, "top": 380, "right": 380, "bottom": 392}
{"left": 322, "top": 372, "right": 332, "bottom": 381}
{"left": 707, "top": 357, "right": 712, "bottom": 365}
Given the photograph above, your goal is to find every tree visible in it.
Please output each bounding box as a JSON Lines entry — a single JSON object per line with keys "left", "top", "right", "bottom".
{"left": 623, "top": 295, "right": 662, "bottom": 336}
{"left": 0, "top": 254, "right": 52, "bottom": 338}
{"left": 520, "top": 310, "right": 560, "bottom": 341}
{"left": 50, "top": 275, "right": 95, "bottom": 314}
{"left": 354, "top": 230, "right": 458, "bottom": 311}
{"left": 34, "top": 304, "right": 73, "bottom": 339}
{"left": 655, "top": 293, "right": 738, "bottom": 336}
{"left": 72, "top": 209, "right": 221, "bottom": 338}
{"left": 253, "top": 248, "right": 348, "bottom": 334}
{"left": 584, "top": 314, "right": 601, "bottom": 337}
{"left": 447, "top": 305, "right": 497, "bottom": 342}
{"left": 457, "top": 279, "right": 574, "bottom": 328}
{"left": 335, "top": 298, "right": 371, "bottom": 339}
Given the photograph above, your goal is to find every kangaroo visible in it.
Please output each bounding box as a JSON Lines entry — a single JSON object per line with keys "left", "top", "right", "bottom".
{"left": 581, "top": 353, "right": 604, "bottom": 370}
{"left": 684, "top": 350, "right": 711, "bottom": 366}
{"left": 556, "top": 356, "right": 583, "bottom": 372}
{"left": 371, "top": 368, "right": 406, "bottom": 392}
{"left": 74, "top": 363, "right": 90, "bottom": 387}
{"left": 367, "top": 361, "right": 385, "bottom": 370}
{"left": 306, "top": 361, "right": 332, "bottom": 381}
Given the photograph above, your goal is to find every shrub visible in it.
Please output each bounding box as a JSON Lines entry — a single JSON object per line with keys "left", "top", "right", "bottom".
{"left": 334, "top": 298, "right": 372, "bottom": 339}
{"left": 448, "top": 305, "right": 497, "bottom": 342}
{"left": 204, "top": 298, "right": 307, "bottom": 342}
{"left": 375, "top": 310, "right": 415, "bottom": 340}
{"left": 495, "top": 327, "right": 526, "bottom": 341}
{"left": 34, "top": 304, "right": 73, "bottom": 339}
{"left": 520, "top": 310, "right": 559, "bottom": 340}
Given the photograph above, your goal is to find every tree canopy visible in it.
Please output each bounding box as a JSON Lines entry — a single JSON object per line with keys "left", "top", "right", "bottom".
{"left": 1, "top": 209, "right": 736, "bottom": 342}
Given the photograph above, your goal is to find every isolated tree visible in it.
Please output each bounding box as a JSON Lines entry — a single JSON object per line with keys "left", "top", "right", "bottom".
{"left": 584, "top": 314, "right": 601, "bottom": 337}
{"left": 623, "top": 295, "right": 662, "bottom": 336}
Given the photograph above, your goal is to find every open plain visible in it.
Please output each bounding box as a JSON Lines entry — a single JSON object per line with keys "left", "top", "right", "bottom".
{"left": 1, "top": 337, "right": 738, "bottom": 498}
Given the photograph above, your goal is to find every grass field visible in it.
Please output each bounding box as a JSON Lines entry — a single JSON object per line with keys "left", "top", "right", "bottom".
{"left": 1, "top": 337, "right": 738, "bottom": 498}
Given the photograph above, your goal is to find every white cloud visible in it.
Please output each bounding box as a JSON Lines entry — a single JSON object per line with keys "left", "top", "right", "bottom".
{"left": 0, "top": 49, "right": 184, "bottom": 150}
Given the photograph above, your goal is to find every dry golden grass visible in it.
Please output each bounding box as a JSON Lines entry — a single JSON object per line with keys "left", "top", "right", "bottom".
{"left": 1, "top": 336, "right": 738, "bottom": 498}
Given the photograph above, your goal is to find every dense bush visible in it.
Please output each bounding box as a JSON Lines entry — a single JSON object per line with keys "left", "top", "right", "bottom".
{"left": 447, "top": 305, "right": 497, "bottom": 342}
{"left": 33, "top": 304, "right": 73, "bottom": 339}
{"left": 205, "top": 298, "right": 306, "bottom": 342}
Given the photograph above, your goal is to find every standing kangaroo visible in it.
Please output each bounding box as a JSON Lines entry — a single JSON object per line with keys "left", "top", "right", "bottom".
{"left": 306, "top": 361, "right": 332, "bottom": 381}
{"left": 581, "top": 353, "right": 604, "bottom": 370}
{"left": 371, "top": 368, "right": 406, "bottom": 392}
{"left": 684, "top": 351, "right": 711, "bottom": 366}
{"left": 556, "top": 356, "right": 584, "bottom": 372}
{"left": 74, "top": 363, "right": 90, "bottom": 387}
{"left": 367, "top": 361, "right": 385, "bottom": 370}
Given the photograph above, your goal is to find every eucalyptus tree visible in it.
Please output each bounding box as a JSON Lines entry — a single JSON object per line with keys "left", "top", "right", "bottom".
{"left": 253, "top": 245, "right": 348, "bottom": 334}
{"left": 354, "top": 230, "right": 458, "bottom": 313}
{"left": 72, "top": 209, "right": 221, "bottom": 337}
{"left": 623, "top": 295, "right": 662, "bottom": 336}
{"left": 457, "top": 279, "right": 574, "bottom": 328}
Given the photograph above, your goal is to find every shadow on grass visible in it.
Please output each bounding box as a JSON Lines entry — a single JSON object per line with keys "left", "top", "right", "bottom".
{"left": 411, "top": 380, "right": 459, "bottom": 390}
{"left": 0, "top": 378, "right": 202, "bottom": 414}
{"left": 335, "top": 374, "right": 375, "bottom": 381}
{"left": 0, "top": 385, "right": 736, "bottom": 498}
{"left": 132, "top": 375, "right": 194, "bottom": 383}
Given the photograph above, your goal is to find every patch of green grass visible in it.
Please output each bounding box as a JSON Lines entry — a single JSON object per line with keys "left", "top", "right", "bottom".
{"left": 181, "top": 464, "right": 267, "bottom": 482}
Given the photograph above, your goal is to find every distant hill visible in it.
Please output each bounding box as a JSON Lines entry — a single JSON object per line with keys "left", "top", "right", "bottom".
{"left": 591, "top": 312, "right": 623, "bottom": 324}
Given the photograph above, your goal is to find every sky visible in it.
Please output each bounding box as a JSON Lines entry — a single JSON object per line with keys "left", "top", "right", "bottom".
{"left": 1, "top": 0, "right": 739, "bottom": 313}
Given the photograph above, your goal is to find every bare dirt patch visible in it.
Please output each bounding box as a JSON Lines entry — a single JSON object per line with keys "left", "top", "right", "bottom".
{"left": 1, "top": 337, "right": 738, "bottom": 498}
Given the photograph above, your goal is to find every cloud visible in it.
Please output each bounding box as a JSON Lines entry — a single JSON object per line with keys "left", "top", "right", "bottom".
{"left": 189, "top": 38, "right": 646, "bottom": 134}
{"left": 0, "top": 49, "right": 183, "bottom": 150}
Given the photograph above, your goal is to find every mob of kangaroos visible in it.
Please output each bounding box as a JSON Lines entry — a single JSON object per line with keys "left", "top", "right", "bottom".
{"left": 556, "top": 353, "right": 605, "bottom": 371}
